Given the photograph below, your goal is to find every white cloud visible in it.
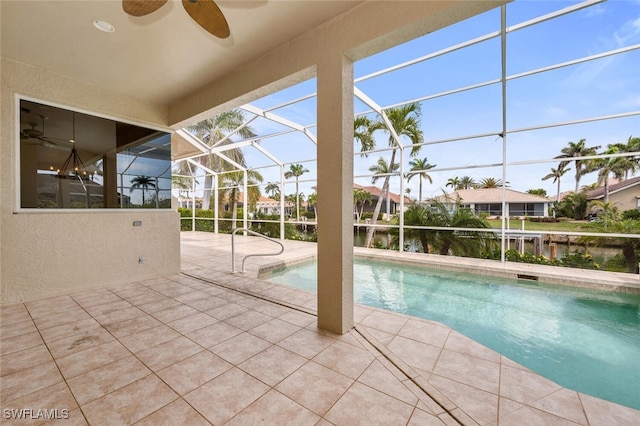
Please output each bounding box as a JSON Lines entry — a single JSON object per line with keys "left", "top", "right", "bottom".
{"left": 614, "top": 15, "right": 640, "bottom": 46}
{"left": 565, "top": 55, "right": 615, "bottom": 87}
{"left": 581, "top": 4, "right": 606, "bottom": 18}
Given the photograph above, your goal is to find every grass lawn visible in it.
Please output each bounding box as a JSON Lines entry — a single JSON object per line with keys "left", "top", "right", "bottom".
{"left": 485, "top": 219, "right": 587, "bottom": 233}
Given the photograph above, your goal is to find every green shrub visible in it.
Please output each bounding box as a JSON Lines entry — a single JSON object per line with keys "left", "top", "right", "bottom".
{"left": 505, "top": 249, "right": 556, "bottom": 266}
{"left": 602, "top": 253, "right": 628, "bottom": 273}
{"left": 361, "top": 212, "right": 384, "bottom": 221}
{"left": 288, "top": 231, "right": 318, "bottom": 242}
{"left": 559, "top": 250, "right": 600, "bottom": 270}
{"left": 528, "top": 217, "right": 560, "bottom": 223}
{"left": 178, "top": 208, "right": 218, "bottom": 232}
{"left": 622, "top": 209, "right": 640, "bottom": 220}
{"left": 504, "top": 248, "right": 599, "bottom": 270}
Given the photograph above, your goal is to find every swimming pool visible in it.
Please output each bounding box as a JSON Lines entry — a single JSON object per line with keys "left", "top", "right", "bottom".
{"left": 265, "top": 258, "right": 640, "bottom": 410}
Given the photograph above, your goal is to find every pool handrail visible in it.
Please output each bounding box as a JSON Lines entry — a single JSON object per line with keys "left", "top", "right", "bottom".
{"left": 231, "top": 227, "right": 284, "bottom": 273}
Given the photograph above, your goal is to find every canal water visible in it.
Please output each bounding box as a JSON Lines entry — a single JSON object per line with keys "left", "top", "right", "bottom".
{"left": 352, "top": 232, "right": 621, "bottom": 265}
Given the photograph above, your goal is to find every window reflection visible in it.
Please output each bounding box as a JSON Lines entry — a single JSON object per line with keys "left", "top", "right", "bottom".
{"left": 19, "top": 100, "right": 171, "bottom": 209}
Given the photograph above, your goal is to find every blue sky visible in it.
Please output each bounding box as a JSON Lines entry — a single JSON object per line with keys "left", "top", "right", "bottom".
{"left": 197, "top": 0, "right": 640, "bottom": 202}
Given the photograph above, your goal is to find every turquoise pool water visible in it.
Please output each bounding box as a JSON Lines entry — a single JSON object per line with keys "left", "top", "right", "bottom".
{"left": 266, "top": 258, "right": 640, "bottom": 410}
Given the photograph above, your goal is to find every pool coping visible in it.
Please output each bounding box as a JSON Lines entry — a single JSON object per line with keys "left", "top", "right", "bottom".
{"left": 181, "top": 232, "right": 640, "bottom": 422}
{"left": 252, "top": 259, "right": 640, "bottom": 421}
{"left": 257, "top": 247, "right": 640, "bottom": 294}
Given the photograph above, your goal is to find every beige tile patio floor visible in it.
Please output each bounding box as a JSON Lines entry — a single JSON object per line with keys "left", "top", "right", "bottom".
{"left": 1, "top": 231, "right": 639, "bottom": 425}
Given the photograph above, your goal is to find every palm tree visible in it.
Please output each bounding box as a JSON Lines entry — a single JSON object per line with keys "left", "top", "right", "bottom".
{"left": 353, "top": 188, "right": 372, "bottom": 223}
{"left": 363, "top": 103, "right": 424, "bottom": 247}
{"left": 398, "top": 200, "right": 496, "bottom": 256}
{"left": 400, "top": 203, "right": 441, "bottom": 253}
{"left": 527, "top": 188, "right": 547, "bottom": 197}
{"left": 220, "top": 170, "right": 263, "bottom": 230}
{"left": 557, "top": 191, "right": 588, "bottom": 220}
{"left": 264, "top": 182, "right": 280, "bottom": 200}
{"left": 459, "top": 176, "right": 477, "bottom": 190}
{"left": 172, "top": 175, "right": 197, "bottom": 208}
{"left": 285, "top": 193, "right": 297, "bottom": 204}
{"left": 542, "top": 163, "right": 571, "bottom": 203}
{"left": 435, "top": 201, "right": 496, "bottom": 256}
{"left": 130, "top": 175, "right": 156, "bottom": 206}
{"left": 354, "top": 115, "right": 375, "bottom": 156}
{"left": 478, "top": 177, "right": 507, "bottom": 188}
{"left": 587, "top": 200, "right": 618, "bottom": 224}
{"left": 593, "top": 146, "right": 627, "bottom": 203}
{"left": 611, "top": 136, "right": 640, "bottom": 180}
{"left": 187, "top": 110, "right": 257, "bottom": 210}
{"left": 299, "top": 193, "right": 306, "bottom": 206}
{"left": 581, "top": 213, "right": 640, "bottom": 273}
{"left": 446, "top": 176, "right": 461, "bottom": 190}
{"left": 405, "top": 188, "right": 412, "bottom": 199}
{"left": 557, "top": 138, "right": 601, "bottom": 193}
{"left": 307, "top": 192, "right": 318, "bottom": 221}
{"left": 369, "top": 157, "right": 400, "bottom": 221}
{"left": 407, "top": 157, "right": 436, "bottom": 204}
{"left": 284, "top": 164, "right": 309, "bottom": 221}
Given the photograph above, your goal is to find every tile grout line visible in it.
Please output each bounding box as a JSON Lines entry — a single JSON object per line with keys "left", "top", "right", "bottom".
{"left": 180, "top": 272, "right": 318, "bottom": 318}
{"left": 22, "top": 298, "right": 91, "bottom": 425}
{"left": 77, "top": 285, "right": 210, "bottom": 425}
{"left": 136, "top": 277, "right": 325, "bottom": 424}
{"left": 121, "top": 277, "right": 328, "bottom": 424}
{"left": 108, "top": 282, "right": 247, "bottom": 425}
{"left": 183, "top": 272, "right": 463, "bottom": 424}
{"left": 353, "top": 325, "right": 464, "bottom": 425}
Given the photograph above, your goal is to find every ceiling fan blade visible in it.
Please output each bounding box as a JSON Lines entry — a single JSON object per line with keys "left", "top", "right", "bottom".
{"left": 182, "top": 0, "right": 230, "bottom": 39}
{"left": 22, "top": 138, "right": 58, "bottom": 149}
{"left": 123, "top": 0, "right": 168, "bottom": 17}
{"left": 38, "top": 136, "right": 58, "bottom": 144}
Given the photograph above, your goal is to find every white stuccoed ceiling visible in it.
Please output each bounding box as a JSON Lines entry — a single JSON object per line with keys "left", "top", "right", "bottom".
{"left": 1, "top": 1, "right": 362, "bottom": 106}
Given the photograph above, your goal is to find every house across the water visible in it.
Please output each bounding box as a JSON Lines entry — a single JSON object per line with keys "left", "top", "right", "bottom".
{"left": 430, "top": 188, "right": 550, "bottom": 218}
{"left": 585, "top": 176, "right": 640, "bottom": 211}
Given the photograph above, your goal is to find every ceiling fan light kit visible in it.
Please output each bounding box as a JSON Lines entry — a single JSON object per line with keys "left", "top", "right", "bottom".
{"left": 21, "top": 113, "right": 47, "bottom": 140}
{"left": 123, "top": 0, "right": 230, "bottom": 38}
{"left": 22, "top": 122, "right": 44, "bottom": 139}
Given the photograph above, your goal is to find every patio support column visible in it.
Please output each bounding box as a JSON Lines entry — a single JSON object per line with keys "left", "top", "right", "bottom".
{"left": 280, "top": 165, "right": 285, "bottom": 239}
{"left": 243, "top": 170, "right": 248, "bottom": 230}
{"left": 316, "top": 52, "right": 354, "bottom": 334}
{"left": 214, "top": 174, "right": 219, "bottom": 233}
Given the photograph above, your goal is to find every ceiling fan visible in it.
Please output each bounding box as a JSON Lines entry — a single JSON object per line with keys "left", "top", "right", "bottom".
{"left": 20, "top": 113, "right": 63, "bottom": 149}
{"left": 20, "top": 107, "right": 79, "bottom": 152}
{"left": 123, "top": 0, "right": 230, "bottom": 38}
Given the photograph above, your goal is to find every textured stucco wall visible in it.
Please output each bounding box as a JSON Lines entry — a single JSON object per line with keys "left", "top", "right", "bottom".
{"left": 1, "top": 58, "right": 180, "bottom": 305}
{"left": 608, "top": 187, "right": 640, "bottom": 212}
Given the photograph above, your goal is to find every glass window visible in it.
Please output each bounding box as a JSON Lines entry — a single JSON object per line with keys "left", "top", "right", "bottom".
{"left": 19, "top": 100, "right": 171, "bottom": 209}
{"left": 510, "top": 203, "right": 542, "bottom": 217}
{"left": 475, "top": 203, "right": 502, "bottom": 216}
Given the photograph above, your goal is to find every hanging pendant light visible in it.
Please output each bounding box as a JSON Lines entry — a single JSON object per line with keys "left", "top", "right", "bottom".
{"left": 56, "top": 112, "right": 87, "bottom": 177}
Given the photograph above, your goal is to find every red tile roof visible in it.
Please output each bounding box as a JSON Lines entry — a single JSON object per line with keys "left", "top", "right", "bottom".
{"left": 354, "top": 184, "right": 410, "bottom": 203}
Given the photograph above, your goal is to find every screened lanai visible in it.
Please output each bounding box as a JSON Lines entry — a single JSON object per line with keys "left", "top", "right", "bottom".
{"left": 173, "top": 0, "right": 639, "bottom": 265}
